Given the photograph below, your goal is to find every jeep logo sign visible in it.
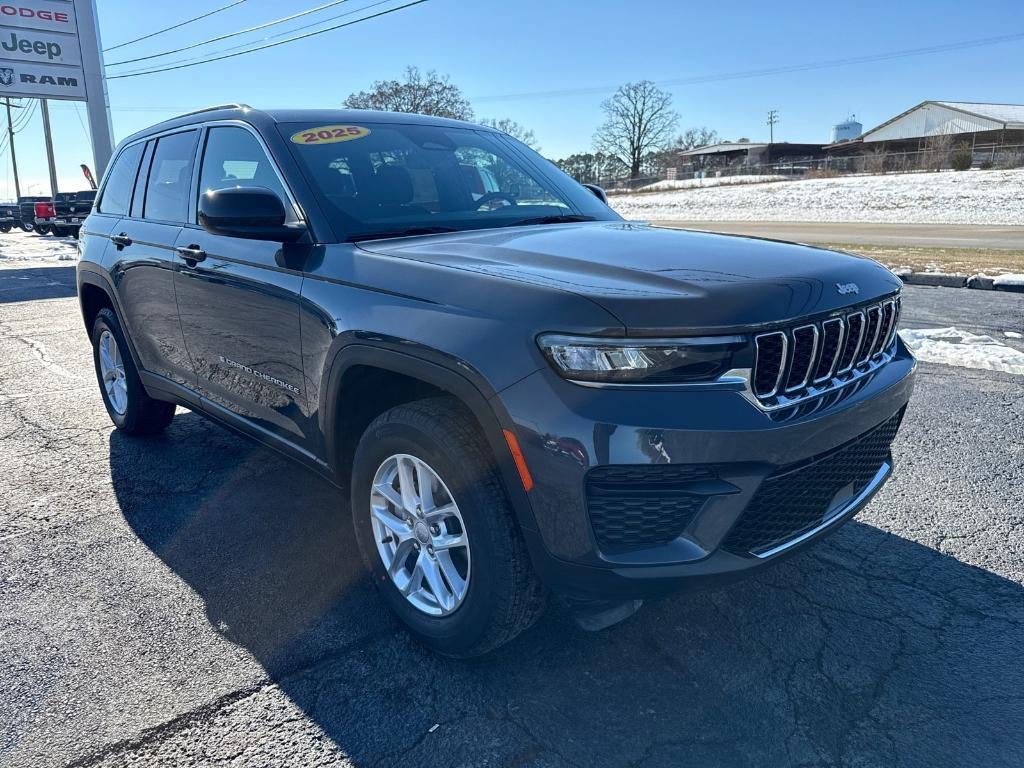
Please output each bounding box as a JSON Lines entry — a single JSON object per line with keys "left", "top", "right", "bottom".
{"left": 0, "top": 27, "right": 78, "bottom": 64}
{"left": 0, "top": 0, "right": 87, "bottom": 99}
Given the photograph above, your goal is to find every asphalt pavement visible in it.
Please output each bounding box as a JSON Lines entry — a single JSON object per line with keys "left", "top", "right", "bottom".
{"left": 1, "top": 264, "right": 1023, "bottom": 767}
{"left": 656, "top": 221, "right": 1024, "bottom": 250}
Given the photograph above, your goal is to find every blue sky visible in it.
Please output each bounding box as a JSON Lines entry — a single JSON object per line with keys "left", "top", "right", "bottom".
{"left": 4, "top": 0, "right": 1023, "bottom": 199}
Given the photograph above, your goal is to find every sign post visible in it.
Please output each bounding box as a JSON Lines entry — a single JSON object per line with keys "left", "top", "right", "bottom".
{"left": 0, "top": 0, "right": 115, "bottom": 184}
{"left": 74, "top": 0, "right": 113, "bottom": 176}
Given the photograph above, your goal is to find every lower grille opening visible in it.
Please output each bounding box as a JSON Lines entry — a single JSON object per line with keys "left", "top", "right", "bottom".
{"left": 722, "top": 410, "right": 904, "bottom": 556}
{"left": 586, "top": 465, "right": 716, "bottom": 550}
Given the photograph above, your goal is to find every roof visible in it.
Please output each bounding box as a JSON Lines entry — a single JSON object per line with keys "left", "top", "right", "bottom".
{"left": 121, "top": 104, "right": 493, "bottom": 146}
{"left": 861, "top": 100, "right": 1024, "bottom": 142}
{"left": 933, "top": 101, "right": 1024, "bottom": 126}
{"left": 678, "top": 142, "right": 768, "bottom": 156}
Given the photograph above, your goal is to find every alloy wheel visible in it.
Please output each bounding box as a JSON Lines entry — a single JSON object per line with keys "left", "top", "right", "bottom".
{"left": 98, "top": 329, "right": 128, "bottom": 415}
{"left": 369, "top": 453, "right": 471, "bottom": 616}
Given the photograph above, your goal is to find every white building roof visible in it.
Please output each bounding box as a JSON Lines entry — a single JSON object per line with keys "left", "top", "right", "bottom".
{"left": 678, "top": 142, "right": 768, "bottom": 156}
{"left": 862, "top": 101, "right": 1024, "bottom": 143}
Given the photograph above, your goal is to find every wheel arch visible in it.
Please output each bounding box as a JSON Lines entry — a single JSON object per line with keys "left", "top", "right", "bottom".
{"left": 76, "top": 267, "right": 146, "bottom": 374}
{"left": 321, "top": 343, "right": 539, "bottom": 534}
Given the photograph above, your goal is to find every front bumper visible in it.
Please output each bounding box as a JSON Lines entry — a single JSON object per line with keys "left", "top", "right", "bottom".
{"left": 497, "top": 339, "right": 916, "bottom": 599}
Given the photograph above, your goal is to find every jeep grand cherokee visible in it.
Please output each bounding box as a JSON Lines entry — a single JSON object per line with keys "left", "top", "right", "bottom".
{"left": 76, "top": 105, "right": 915, "bottom": 656}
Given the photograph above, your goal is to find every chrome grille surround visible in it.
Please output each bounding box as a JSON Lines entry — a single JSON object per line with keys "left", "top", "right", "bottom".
{"left": 812, "top": 317, "right": 846, "bottom": 383}
{"left": 752, "top": 331, "right": 787, "bottom": 398}
{"left": 749, "top": 296, "right": 902, "bottom": 412}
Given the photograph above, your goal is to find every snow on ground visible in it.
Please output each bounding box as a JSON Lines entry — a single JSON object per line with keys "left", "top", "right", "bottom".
{"left": 610, "top": 168, "right": 1024, "bottom": 225}
{"left": 621, "top": 175, "right": 788, "bottom": 193}
{"left": 993, "top": 273, "right": 1024, "bottom": 288}
{"left": 0, "top": 229, "right": 78, "bottom": 263}
{"left": 899, "top": 327, "right": 1024, "bottom": 376}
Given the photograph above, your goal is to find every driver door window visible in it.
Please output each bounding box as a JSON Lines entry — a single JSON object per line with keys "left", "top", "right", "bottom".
{"left": 198, "top": 126, "right": 295, "bottom": 221}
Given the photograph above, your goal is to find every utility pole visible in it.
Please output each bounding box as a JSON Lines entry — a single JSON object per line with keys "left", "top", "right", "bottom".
{"left": 3, "top": 98, "right": 21, "bottom": 199}
{"left": 40, "top": 99, "right": 59, "bottom": 198}
{"left": 767, "top": 110, "right": 779, "bottom": 145}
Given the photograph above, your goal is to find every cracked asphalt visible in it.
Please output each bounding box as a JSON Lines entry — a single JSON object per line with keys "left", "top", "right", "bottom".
{"left": 1, "top": 264, "right": 1023, "bottom": 767}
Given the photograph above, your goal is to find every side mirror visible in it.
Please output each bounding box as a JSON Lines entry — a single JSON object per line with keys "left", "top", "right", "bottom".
{"left": 582, "top": 183, "right": 608, "bottom": 205}
{"left": 198, "top": 187, "right": 305, "bottom": 242}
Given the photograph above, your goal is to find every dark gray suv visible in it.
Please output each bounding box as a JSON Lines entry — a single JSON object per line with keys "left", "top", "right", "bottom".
{"left": 76, "top": 105, "right": 915, "bottom": 656}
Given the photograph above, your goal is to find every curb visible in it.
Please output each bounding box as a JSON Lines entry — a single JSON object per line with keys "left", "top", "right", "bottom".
{"left": 898, "top": 272, "right": 1024, "bottom": 292}
{"left": 899, "top": 273, "right": 967, "bottom": 288}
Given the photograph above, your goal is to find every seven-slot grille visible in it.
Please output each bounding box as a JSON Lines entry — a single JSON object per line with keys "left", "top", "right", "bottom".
{"left": 753, "top": 297, "right": 901, "bottom": 404}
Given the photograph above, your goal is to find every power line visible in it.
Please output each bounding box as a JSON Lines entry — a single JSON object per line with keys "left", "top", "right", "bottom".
{"left": 471, "top": 30, "right": 1024, "bottom": 103}
{"left": 104, "top": 0, "right": 248, "bottom": 52}
{"left": 106, "top": 0, "right": 356, "bottom": 67}
{"left": 107, "top": 0, "right": 430, "bottom": 80}
{"left": 111, "top": 0, "right": 399, "bottom": 79}
{"left": 109, "top": 0, "right": 399, "bottom": 77}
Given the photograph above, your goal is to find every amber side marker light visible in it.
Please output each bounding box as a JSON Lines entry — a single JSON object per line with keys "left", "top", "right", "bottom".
{"left": 502, "top": 429, "right": 534, "bottom": 492}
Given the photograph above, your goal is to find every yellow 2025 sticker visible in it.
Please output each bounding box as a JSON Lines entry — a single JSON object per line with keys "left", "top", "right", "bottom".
{"left": 290, "top": 125, "right": 371, "bottom": 145}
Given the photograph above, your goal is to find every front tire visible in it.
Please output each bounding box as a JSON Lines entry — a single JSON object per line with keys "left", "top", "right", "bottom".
{"left": 351, "top": 397, "right": 547, "bottom": 657}
{"left": 35, "top": 224, "right": 50, "bottom": 236}
{"left": 91, "top": 308, "right": 175, "bottom": 435}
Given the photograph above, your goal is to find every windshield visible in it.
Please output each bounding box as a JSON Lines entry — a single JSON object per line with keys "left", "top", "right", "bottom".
{"left": 280, "top": 121, "right": 618, "bottom": 240}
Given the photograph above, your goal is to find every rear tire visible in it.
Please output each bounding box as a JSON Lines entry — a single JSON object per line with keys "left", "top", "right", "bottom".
{"left": 0, "top": 224, "right": 10, "bottom": 233}
{"left": 35, "top": 224, "right": 50, "bottom": 236}
{"left": 351, "top": 396, "right": 547, "bottom": 657}
{"left": 90, "top": 308, "right": 175, "bottom": 435}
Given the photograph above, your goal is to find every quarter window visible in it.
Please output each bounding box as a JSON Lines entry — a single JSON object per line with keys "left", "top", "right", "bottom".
{"left": 97, "top": 142, "right": 144, "bottom": 216}
{"left": 144, "top": 130, "right": 198, "bottom": 223}
{"left": 199, "top": 126, "right": 292, "bottom": 219}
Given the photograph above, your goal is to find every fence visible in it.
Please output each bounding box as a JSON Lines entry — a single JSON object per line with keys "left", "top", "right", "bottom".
{"left": 595, "top": 143, "right": 1024, "bottom": 192}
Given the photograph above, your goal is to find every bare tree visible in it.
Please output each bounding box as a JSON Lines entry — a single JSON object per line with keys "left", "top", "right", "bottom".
{"left": 920, "top": 133, "right": 953, "bottom": 171}
{"left": 862, "top": 147, "right": 889, "bottom": 174}
{"left": 554, "top": 152, "right": 628, "bottom": 185}
{"left": 675, "top": 126, "right": 719, "bottom": 151}
{"left": 480, "top": 118, "right": 539, "bottom": 150}
{"left": 594, "top": 81, "right": 679, "bottom": 179}
{"left": 343, "top": 66, "right": 473, "bottom": 120}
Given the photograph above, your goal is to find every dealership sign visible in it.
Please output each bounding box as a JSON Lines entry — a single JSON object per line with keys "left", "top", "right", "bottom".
{"left": 0, "top": 1, "right": 84, "bottom": 98}
{"left": 0, "top": 0, "right": 114, "bottom": 176}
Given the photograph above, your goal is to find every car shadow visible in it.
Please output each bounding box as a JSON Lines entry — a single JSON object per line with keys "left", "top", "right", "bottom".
{"left": 0, "top": 265, "right": 76, "bottom": 303}
{"left": 110, "top": 411, "right": 1024, "bottom": 767}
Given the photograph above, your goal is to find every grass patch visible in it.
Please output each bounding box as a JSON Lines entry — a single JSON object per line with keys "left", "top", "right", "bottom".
{"left": 819, "top": 243, "right": 1024, "bottom": 276}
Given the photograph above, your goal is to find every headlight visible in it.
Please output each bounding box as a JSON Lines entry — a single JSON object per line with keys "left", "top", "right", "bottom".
{"left": 537, "top": 333, "right": 748, "bottom": 384}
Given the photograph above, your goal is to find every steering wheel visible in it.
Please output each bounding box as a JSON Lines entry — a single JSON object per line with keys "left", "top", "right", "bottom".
{"left": 473, "top": 191, "right": 518, "bottom": 210}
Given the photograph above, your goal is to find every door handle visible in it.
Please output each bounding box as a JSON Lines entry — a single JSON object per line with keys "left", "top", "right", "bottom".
{"left": 176, "top": 244, "right": 207, "bottom": 264}
{"left": 110, "top": 233, "right": 132, "bottom": 249}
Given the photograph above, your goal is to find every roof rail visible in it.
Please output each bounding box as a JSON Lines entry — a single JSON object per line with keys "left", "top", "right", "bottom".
{"left": 173, "top": 103, "right": 251, "bottom": 119}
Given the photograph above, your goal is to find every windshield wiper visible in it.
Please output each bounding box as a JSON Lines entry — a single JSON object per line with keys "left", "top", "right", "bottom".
{"left": 347, "top": 226, "right": 460, "bottom": 242}
{"left": 501, "top": 214, "right": 598, "bottom": 228}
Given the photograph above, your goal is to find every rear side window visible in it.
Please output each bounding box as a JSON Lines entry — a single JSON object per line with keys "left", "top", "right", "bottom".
{"left": 198, "top": 126, "right": 292, "bottom": 218}
{"left": 144, "top": 130, "right": 198, "bottom": 223}
{"left": 97, "top": 143, "right": 144, "bottom": 215}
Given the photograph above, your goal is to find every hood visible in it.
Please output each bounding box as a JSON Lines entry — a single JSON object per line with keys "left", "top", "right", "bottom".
{"left": 357, "top": 221, "right": 902, "bottom": 334}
